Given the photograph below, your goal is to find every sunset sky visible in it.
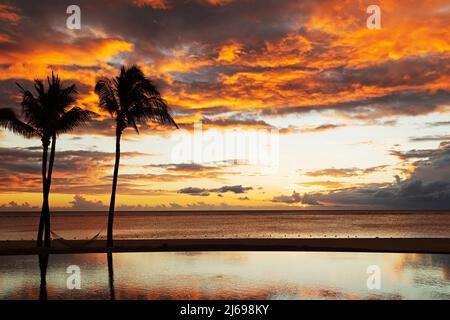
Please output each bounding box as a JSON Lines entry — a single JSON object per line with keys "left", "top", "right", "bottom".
{"left": 0, "top": 0, "right": 449, "bottom": 210}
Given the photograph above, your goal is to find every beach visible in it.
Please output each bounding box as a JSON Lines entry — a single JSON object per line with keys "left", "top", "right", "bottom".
{"left": 1, "top": 210, "right": 449, "bottom": 255}
{"left": 1, "top": 238, "right": 449, "bottom": 256}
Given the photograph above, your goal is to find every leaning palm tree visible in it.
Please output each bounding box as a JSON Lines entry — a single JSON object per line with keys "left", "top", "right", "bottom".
{"left": 0, "top": 73, "right": 94, "bottom": 247}
{"left": 95, "top": 65, "right": 178, "bottom": 247}
{"left": 0, "top": 105, "right": 52, "bottom": 247}
{"left": 31, "top": 75, "right": 95, "bottom": 247}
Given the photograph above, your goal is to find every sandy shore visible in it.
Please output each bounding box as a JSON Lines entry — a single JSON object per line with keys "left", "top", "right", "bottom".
{"left": 0, "top": 238, "right": 449, "bottom": 255}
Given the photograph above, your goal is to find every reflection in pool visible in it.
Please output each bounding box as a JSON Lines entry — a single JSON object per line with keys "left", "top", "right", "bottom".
{"left": 0, "top": 252, "right": 449, "bottom": 300}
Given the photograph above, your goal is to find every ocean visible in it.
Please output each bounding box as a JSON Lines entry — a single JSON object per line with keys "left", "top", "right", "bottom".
{"left": 0, "top": 211, "right": 449, "bottom": 300}
{"left": 0, "top": 210, "right": 449, "bottom": 240}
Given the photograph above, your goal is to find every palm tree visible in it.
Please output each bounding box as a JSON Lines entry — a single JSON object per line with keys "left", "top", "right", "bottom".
{"left": 0, "top": 73, "right": 94, "bottom": 247}
{"left": 95, "top": 65, "right": 178, "bottom": 247}
{"left": 34, "top": 75, "right": 95, "bottom": 247}
{"left": 0, "top": 105, "right": 51, "bottom": 247}
{"left": 38, "top": 252, "right": 49, "bottom": 300}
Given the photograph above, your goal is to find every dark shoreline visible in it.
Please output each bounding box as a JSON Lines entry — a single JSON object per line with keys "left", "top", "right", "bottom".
{"left": 0, "top": 210, "right": 449, "bottom": 217}
{"left": 1, "top": 238, "right": 449, "bottom": 256}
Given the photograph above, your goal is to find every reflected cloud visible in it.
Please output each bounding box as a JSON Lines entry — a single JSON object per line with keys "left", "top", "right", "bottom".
{"left": 0, "top": 252, "right": 449, "bottom": 300}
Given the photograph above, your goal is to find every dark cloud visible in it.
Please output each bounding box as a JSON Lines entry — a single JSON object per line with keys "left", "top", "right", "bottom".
{"left": 426, "top": 121, "right": 450, "bottom": 128}
{"left": 301, "top": 193, "right": 321, "bottom": 205}
{"left": 334, "top": 55, "right": 450, "bottom": 89}
{"left": 409, "top": 142, "right": 450, "bottom": 183}
{"left": 178, "top": 187, "right": 210, "bottom": 196}
{"left": 0, "top": 79, "right": 26, "bottom": 111}
{"left": 146, "top": 162, "right": 220, "bottom": 172}
{"left": 210, "top": 185, "right": 252, "bottom": 194}
{"left": 306, "top": 181, "right": 450, "bottom": 210}
{"left": 0, "top": 147, "right": 146, "bottom": 175}
{"left": 69, "top": 194, "right": 106, "bottom": 210}
{"left": 0, "top": 146, "right": 152, "bottom": 193}
{"left": 0, "top": 195, "right": 286, "bottom": 211}
{"left": 2, "top": 0, "right": 307, "bottom": 52}
{"left": 390, "top": 148, "right": 443, "bottom": 160}
{"left": 303, "top": 142, "right": 450, "bottom": 209}
{"left": 1, "top": 0, "right": 450, "bottom": 211}
{"left": 409, "top": 135, "right": 450, "bottom": 142}
{"left": 275, "top": 55, "right": 450, "bottom": 100}
{"left": 179, "top": 184, "right": 252, "bottom": 196}
{"left": 0, "top": 194, "right": 105, "bottom": 211}
{"left": 262, "top": 89, "right": 450, "bottom": 119}
{"left": 1, "top": 0, "right": 448, "bottom": 133}
{"left": 272, "top": 191, "right": 321, "bottom": 205}
{"left": 272, "top": 191, "right": 301, "bottom": 204}
{"left": 200, "top": 116, "right": 274, "bottom": 130}
{"left": 0, "top": 145, "right": 248, "bottom": 194}
{"left": 0, "top": 201, "right": 37, "bottom": 211}
{"left": 143, "top": 160, "right": 246, "bottom": 180}
{"left": 116, "top": 169, "right": 240, "bottom": 183}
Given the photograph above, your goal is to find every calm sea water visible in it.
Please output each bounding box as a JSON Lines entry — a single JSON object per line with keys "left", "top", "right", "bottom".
{"left": 0, "top": 211, "right": 449, "bottom": 240}
{"left": 0, "top": 252, "right": 449, "bottom": 300}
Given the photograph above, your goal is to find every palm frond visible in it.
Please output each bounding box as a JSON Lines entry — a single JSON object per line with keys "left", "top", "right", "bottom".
{"left": 58, "top": 84, "right": 77, "bottom": 111}
{"left": 16, "top": 82, "right": 46, "bottom": 131}
{"left": 95, "top": 78, "right": 120, "bottom": 116}
{"left": 0, "top": 108, "right": 39, "bottom": 138}
{"left": 95, "top": 65, "right": 178, "bottom": 133}
{"left": 16, "top": 73, "right": 88, "bottom": 138}
{"left": 129, "top": 118, "right": 139, "bottom": 134}
{"left": 130, "top": 96, "right": 178, "bottom": 128}
{"left": 56, "top": 108, "right": 97, "bottom": 134}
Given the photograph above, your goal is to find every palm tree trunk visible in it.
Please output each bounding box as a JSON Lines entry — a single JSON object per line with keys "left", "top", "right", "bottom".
{"left": 107, "top": 129, "right": 122, "bottom": 247}
{"left": 107, "top": 252, "right": 115, "bottom": 300}
{"left": 43, "top": 134, "right": 56, "bottom": 247}
{"left": 38, "top": 252, "right": 49, "bottom": 300}
{"left": 37, "top": 139, "right": 49, "bottom": 248}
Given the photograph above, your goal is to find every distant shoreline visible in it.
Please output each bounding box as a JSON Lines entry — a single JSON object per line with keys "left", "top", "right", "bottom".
{"left": 1, "top": 238, "right": 449, "bottom": 256}
{"left": 0, "top": 209, "right": 450, "bottom": 217}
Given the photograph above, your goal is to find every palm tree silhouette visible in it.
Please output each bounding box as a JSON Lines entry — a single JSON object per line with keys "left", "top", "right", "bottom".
{"left": 107, "top": 252, "right": 115, "bottom": 300}
{"left": 1, "top": 103, "right": 52, "bottom": 247}
{"left": 38, "top": 252, "right": 49, "bottom": 300}
{"left": 95, "top": 65, "right": 178, "bottom": 247}
{"left": 0, "top": 73, "right": 94, "bottom": 247}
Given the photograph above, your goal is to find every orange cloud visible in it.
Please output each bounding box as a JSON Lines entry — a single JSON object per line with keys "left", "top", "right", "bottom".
{"left": 144, "top": 0, "right": 449, "bottom": 120}
{"left": 132, "top": 0, "right": 170, "bottom": 9}
{"left": 0, "top": 4, "right": 21, "bottom": 23}
{"left": 133, "top": 0, "right": 235, "bottom": 8}
{"left": 0, "top": 33, "right": 12, "bottom": 43}
{"left": 304, "top": 166, "right": 387, "bottom": 178}
{"left": 0, "top": 38, "right": 133, "bottom": 67}
{"left": 304, "top": 0, "right": 450, "bottom": 67}
{"left": 0, "top": 38, "right": 133, "bottom": 91}
{"left": 205, "top": 0, "right": 236, "bottom": 6}
{"left": 1, "top": 0, "right": 449, "bottom": 135}
{"left": 217, "top": 41, "right": 242, "bottom": 63}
